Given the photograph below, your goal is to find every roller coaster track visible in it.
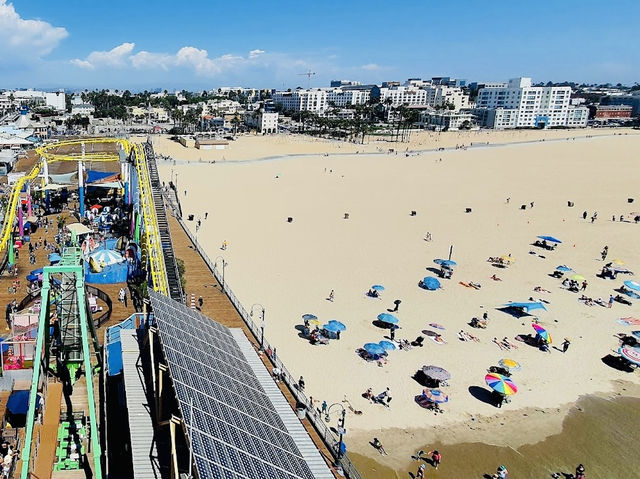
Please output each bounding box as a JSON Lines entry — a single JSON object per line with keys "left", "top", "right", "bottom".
{"left": 0, "top": 138, "right": 170, "bottom": 296}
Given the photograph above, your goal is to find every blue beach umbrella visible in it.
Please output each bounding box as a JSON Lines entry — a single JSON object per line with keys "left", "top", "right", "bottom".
{"left": 371, "top": 285, "right": 385, "bottom": 291}
{"left": 327, "top": 320, "right": 346, "bottom": 331}
{"left": 421, "top": 276, "right": 441, "bottom": 290}
{"left": 504, "top": 301, "right": 547, "bottom": 312}
{"left": 434, "top": 259, "right": 457, "bottom": 267}
{"left": 302, "top": 313, "right": 318, "bottom": 320}
{"left": 377, "top": 313, "right": 399, "bottom": 325}
{"left": 537, "top": 235, "right": 562, "bottom": 244}
{"left": 323, "top": 322, "right": 342, "bottom": 333}
{"left": 379, "top": 340, "right": 396, "bottom": 351}
{"left": 624, "top": 280, "right": 640, "bottom": 292}
{"left": 556, "top": 265, "right": 572, "bottom": 272}
{"left": 363, "top": 343, "right": 386, "bottom": 355}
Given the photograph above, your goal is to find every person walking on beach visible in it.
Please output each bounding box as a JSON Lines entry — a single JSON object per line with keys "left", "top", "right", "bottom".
{"left": 427, "top": 450, "right": 441, "bottom": 469}
{"left": 123, "top": 288, "right": 128, "bottom": 308}
{"left": 298, "top": 376, "right": 305, "bottom": 391}
{"left": 601, "top": 245, "right": 608, "bottom": 261}
{"left": 416, "top": 464, "right": 426, "bottom": 478}
{"left": 609, "top": 294, "right": 615, "bottom": 308}
{"left": 562, "top": 338, "right": 571, "bottom": 353}
{"left": 575, "top": 464, "right": 586, "bottom": 479}
{"left": 583, "top": 211, "right": 588, "bottom": 220}
{"left": 328, "top": 290, "right": 334, "bottom": 302}
{"left": 391, "top": 299, "right": 401, "bottom": 312}
{"left": 581, "top": 280, "right": 588, "bottom": 291}
{"left": 198, "top": 296, "right": 203, "bottom": 309}
{"left": 321, "top": 400, "right": 327, "bottom": 415}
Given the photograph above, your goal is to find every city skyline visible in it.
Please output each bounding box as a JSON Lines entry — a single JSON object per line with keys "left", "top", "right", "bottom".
{"left": 1, "top": 0, "right": 639, "bottom": 90}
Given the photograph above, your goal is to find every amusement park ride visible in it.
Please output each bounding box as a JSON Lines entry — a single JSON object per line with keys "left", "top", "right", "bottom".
{"left": 0, "top": 138, "right": 170, "bottom": 478}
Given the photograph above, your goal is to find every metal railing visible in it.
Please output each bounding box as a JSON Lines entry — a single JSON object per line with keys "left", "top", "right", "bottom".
{"left": 166, "top": 195, "right": 362, "bottom": 479}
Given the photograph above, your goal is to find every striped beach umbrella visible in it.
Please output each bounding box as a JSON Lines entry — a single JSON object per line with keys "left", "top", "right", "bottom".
{"left": 485, "top": 373, "right": 518, "bottom": 395}
{"left": 619, "top": 347, "right": 640, "bottom": 366}
{"left": 421, "top": 388, "right": 449, "bottom": 404}
{"left": 499, "top": 358, "right": 521, "bottom": 371}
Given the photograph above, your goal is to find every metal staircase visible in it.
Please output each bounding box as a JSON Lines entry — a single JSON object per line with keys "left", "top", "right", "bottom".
{"left": 144, "top": 142, "right": 184, "bottom": 302}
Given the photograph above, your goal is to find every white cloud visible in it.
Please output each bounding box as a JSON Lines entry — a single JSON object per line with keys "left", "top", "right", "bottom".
{"left": 75, "top": 43, "right": 279, "bottom": 78}
{"left": 71, "top": 42, "right": 135, "bottom": 69}
{"left": 361, "top": 63, "right": 381, "bottom": 71}
{"left": 0, "top": 0, "right": 68, "bottom": 57}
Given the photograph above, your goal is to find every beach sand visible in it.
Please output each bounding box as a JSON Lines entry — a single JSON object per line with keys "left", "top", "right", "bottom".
{"left": 154, "top": 129, "right": 640, "bottom": 476}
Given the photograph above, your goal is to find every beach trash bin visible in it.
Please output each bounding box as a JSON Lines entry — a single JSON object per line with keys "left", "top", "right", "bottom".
{"left": 567, "top": 201, "right": 574, "bottom": 207}
{"left": 344, "top": 213, "right": 349, "bottom": 219}
{"left": 188, "top": 214, "right": 194, "bottom": 221}
{"left": 520, "top": 204, "right": 526, "bottom": 210}
{"left": 465, "top": 208, "right": 472, "bottom": 213}
{"left": 628, "top": 198, "right": 634, "bottom": 203}
{"left": 410, "top": 210, "right": 417, "bottom": 216}
{"left": 287, "top": 217, "right": 293, "bottom": 223}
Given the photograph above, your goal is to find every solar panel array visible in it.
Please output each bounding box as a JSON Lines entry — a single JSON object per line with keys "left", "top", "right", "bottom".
{"left": 150, "top": 291, "right": 316, "bottom": 479}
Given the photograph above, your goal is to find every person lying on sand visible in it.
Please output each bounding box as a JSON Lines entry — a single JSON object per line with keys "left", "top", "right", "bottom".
{"left": 579, "top": 295, "right": 595, "bottom": 306}
{"left": 502, "top": 337, "right": 519, "bottom": 349}
{"left": 493, "top": 338, "right": 508, "bottom": 350}
{"left": 430, "top": 334, "right": 447, "bottom": 344}
{"left": 458, "top": 330, "right": 480, "bottom": 342}
{"left": 490, "top": 274, "right": 502, "bottom": 281}
{"left": 534, "top": 286, "right": 551, "bottom": 293}
{"left": 396, "top": 339, "right": 412, "bottom": 350}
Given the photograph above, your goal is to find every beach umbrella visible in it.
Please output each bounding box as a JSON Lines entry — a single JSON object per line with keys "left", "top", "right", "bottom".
{"left": 618, "top": 346, "right": 640, "bottom": 366}
{"left": 323, "top": 322, "right": 343, "bottom": 333}
{"left": 363, "top": 343, "right": 386, "bottom": 355}
{"left": 377, "top": 313, "right": 399, "bottom": 325}
{"left": 379, "top": 340, "right": 396, "bottom": 351}
{"left": 631, "top": 331, "right": 640, "bottom": 340}
{"left": 89, "top": 249, "right": 124, "bottom": 267}
{"left": 499, "top": 358, "right": 522, "bottom": 371}
{"left": 421, "top": 388, "right": 449, "bottom": 404}
{"left": 556, "top": 265, "right": 572, "bottom": 272}
{"left": 537, "top": 235, "right": 562, "bottom": 244}
{"left": 327, "top": 320, "right": 346, "bottom": 331}
{"left": 612, "top": 259, "right": 625, "bottom": 266}
{"left": 504, "top": 301, "right": 547, "bottom": 312}
{"left": 309, "top": 319, "right": 322, "bottom": 326}
{"left": 302, "top": 313, "right": 318, "bottom": 320}
{"left": 422, "top": 365, "right": 451, "bottom": 381}
{"left": 371, "top": 285, "right": 385, "bottom": 291}
{"left": 500, "top": 255, "right": 515, "bottom": 263}
{"left": 434, "top": 259, "right": 457, "bottom": 267}
{"left": 624, "top": 280, "right": 640, "bottom": 292}
{"left": 422, "top": 276, "right": 441, "bottom": 290}
{"left": 532, "top": 323, "right": 552, "bottom": 343}
{"left": 48, "top": 253, "right": 61, "bottom": 263}
{"left": 429, "top": 323, "right": 446, "bottom": 330}
{"left": 569, "top": 274, "right": 585, "bottom": 281}
{"left": 485, "top": 373, "right": 518, "bottom": 395}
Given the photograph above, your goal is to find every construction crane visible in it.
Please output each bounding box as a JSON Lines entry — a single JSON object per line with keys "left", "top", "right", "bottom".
{"left": 298, "top": 70, "right": 316, "bottom": 89}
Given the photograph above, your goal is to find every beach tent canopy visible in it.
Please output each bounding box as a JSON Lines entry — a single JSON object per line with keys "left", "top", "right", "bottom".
{"left": 504, "top": 301, "right": 547, "bottom": 312}
{"left": 537, "top": 235, "right": 562, "bottom": 244}
{"left": 67, "top": 223, "right": 93, "bottom": 235}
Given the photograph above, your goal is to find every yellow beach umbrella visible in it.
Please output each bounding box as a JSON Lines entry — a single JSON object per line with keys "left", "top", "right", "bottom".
{"left": 499, "top": 358, "right": 521, "bottom": 371}
{"left": 308, "top": 319, "right": 322, "bottom": 326}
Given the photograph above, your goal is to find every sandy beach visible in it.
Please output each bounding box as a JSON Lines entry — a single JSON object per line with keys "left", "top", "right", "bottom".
{"left": 153, "top": 129, "right": 640, "bottom": 477}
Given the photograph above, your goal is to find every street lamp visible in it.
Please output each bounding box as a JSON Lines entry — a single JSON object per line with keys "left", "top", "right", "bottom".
{"left": 250, "top": 303, "right": 266, "bottom": 350}
{"left": 214, "top": 256, "right": 227, "bottom": 293}
{"left": 324, "top": 403, "right": 347, "bottom": 459}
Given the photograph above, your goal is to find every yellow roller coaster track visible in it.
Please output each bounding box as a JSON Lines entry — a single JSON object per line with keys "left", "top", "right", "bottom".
{"left": 0, "top": 138, "right": 168, "bottom": 296}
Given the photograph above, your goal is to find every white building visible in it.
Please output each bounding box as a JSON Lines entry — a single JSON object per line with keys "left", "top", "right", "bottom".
{"left": 9, "top": 90, "right": 65, "bottom": 111}
{"left": 71, "top": 104, "right": 95, "bottom": 116}
{"left": 272, "top": 90, "right": 328, "bottom": 113}
{"left": 373, "top": 84, "right": 469, "bottom": 110}
{"left": 245, "top": 111, "right": 279, "bottom": 134}
{"left": 475, "top": 77, "right": 586, "bottom": 128}
{"left": 326, "top": 88, "right": 370, "bottom": 108}
{"left": 419, "top": 111, "right": 476, "bottom": 131}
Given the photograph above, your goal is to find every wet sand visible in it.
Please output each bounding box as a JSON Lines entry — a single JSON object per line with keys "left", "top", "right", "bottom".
{"left": 351, "top": 390, "right": 640, "bottom": 478}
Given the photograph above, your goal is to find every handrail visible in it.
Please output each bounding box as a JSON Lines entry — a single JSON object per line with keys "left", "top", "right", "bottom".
{"left": 166, "top": 197, "right": 362, "bottom": 479}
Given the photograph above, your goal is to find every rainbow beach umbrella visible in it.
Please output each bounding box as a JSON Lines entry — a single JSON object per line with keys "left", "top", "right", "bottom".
{"left": 532, "top": 323, "right": 552, "bottom": 344}
{"left": 485, "top": 373, "right": 518, "bottom": 395}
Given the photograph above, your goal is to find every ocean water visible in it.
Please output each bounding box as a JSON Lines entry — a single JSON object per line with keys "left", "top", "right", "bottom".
{"left": 349, "top": 395, "right": 640, "bottom": 478}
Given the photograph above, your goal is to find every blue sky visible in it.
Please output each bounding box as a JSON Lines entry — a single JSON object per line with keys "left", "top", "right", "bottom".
{"left": 1, "top": 0, "right": 638, "bottom": 91}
